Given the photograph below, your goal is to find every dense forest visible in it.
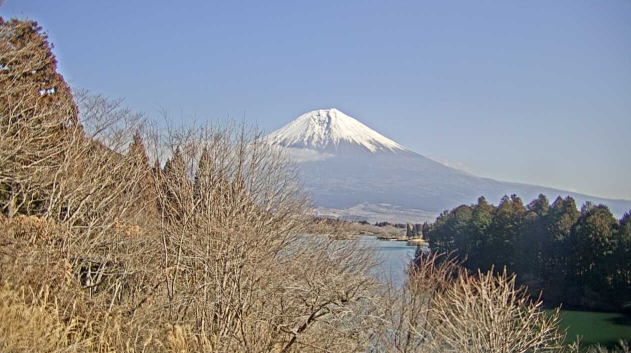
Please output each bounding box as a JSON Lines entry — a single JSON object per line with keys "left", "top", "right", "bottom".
{"left": 425, "top": 194, "right": 631, "bottom": 310}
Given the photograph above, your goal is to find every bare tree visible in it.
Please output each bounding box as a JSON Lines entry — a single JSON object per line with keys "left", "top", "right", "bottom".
{"left": 151, "top": 119, "right": 382, "bottom": 352}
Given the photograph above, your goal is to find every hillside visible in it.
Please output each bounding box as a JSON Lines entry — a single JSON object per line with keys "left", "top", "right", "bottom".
{"left": 268, "top": 109, "right": 631, "bottom": 222}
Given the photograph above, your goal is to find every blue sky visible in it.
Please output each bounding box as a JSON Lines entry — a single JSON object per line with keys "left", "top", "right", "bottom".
{"left": 2, "top": 1, "right": 630, "bottom": 200}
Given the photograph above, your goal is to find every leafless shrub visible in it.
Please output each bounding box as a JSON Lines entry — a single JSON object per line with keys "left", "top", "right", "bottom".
{"left": 368, "top": 252, "right": 568, "bottom": 353}
{"left": 150, "top": 118, "right": 382, "bottom": 352}
{"left": 368, "top": 252, "right": 460, "bottom": 352}
{"left": 427, "top": 267, "right": 565, "bottom": 353}
{"left": 577, "top": 341, "right": 631, "bottom": 353}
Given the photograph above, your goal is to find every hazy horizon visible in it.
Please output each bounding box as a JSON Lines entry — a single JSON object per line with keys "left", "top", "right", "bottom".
{"left": 1, "top": 0, "right": 629, "bottom": 200}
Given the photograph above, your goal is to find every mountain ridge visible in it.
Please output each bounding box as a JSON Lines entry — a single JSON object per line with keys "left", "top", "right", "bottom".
{"left": 267, "top": 109, "right": 631, "bottom": 222}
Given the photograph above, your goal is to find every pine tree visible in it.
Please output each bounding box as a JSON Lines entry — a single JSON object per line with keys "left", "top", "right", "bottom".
{"left": 0, "top": 17, "right": 79, "bottom": 217}
{"left": 611, "top": 212, "right": 631, "bottom": 304}
{"left": 425, "top": 205, "right": 473, "bottom": 263}
{"left": 127, "top": 131, "right": 157, "bottom": 223}
{"left": 0, "top": 17, "right": 77, "bottom": 124}
{"left": 160, "top": 148, "right": 192, "bottom": 223}
{"left": 572, "top": 204, "right": 617, "bottom": 292}
{"left": 129, "top": 131, "right": 149, "bottom": 169}
{"left": 426, "top": 210, "right": 452, "bottom": 254}
{"left": 516, "top": 194, "right": 550, "bottom": 280}
{"left": 542, "top": 196, "right": 579, "bottom": 290}
{"left": 466, "top": 196, "right": 495, "bottom": 271}
{"left": 193, "top": 146, "right": 213, "bottom": 212}
{"left": 528, "top": 194, "right": 550, "bottom": 217}
{"left": 486, "top": 195, "right": 525, "bottom": 274}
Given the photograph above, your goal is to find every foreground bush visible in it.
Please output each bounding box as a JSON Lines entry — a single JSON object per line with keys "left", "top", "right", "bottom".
{"left": 427, "top": 268, "right": 564, "bottom": 352}
{"left": 372, "top": 252, "right": 567, "bottom": 353}
{"left": 585, "top": 342, "right": 631, "bottom": 353}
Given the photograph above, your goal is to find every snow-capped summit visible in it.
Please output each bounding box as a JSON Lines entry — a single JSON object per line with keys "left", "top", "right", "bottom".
{"left": 267, "top": 108, "right": 410, "bottom": 155}
{"left": 266, "top": 109, "right": 631, "bottom": 223}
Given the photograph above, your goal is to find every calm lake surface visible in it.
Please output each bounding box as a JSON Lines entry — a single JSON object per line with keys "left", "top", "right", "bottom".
{"left": 359, "top": 235, "right": 418, "bottom": 286}
{"left": 365, "top": 235, "right": 631, "bottom": 348}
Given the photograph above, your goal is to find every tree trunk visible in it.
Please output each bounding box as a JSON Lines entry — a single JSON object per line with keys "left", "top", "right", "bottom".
{"left": 7, "top": 182, "right": 17, "bottom": 219}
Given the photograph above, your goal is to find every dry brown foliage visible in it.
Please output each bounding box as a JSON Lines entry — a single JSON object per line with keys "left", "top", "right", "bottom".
{"left": 2, "top": 15, "right": 617, "bottom": 353}
{"left": 427, "top": 268, "right": 565, "bottom": 352}
{"left": 583, "top": 341, "right": 631, "bottom": 353}
{"left": 150, "top": 119, "right": 381, "bottom": 352}
{"left": 368, "top": 252, "right": 568, "bottom": 353}
{"left": 0, "top": 18, "right": 78, "bottom": 218}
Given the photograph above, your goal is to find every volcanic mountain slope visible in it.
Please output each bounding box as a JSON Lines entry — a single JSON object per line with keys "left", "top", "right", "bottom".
{"left": 267, "top": 109, "right": 631, "bottom": 222}
{"left": 267, "top": 108, "right": 414, "bottom": 155}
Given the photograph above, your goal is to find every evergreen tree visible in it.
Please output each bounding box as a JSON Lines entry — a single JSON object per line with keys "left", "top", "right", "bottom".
{"left": 449, "top": 205, "right": 474, "bottom": 258}
{"left": 421, "top": 222, "right": 431, "bottom": 236}
{"left": 193, "top": 146, "right": 213, "bottom": 209}
{"left": 516, "top": 194, "right": 550, "bottom": 280}
{"left": 160, "top": 148, "right": 192, "bottom": 223}
{"left": 541, "top": 196, "right": 580, "bottom": 289}
{"left": 528, "top": 194, "right": 550, "bottom": 217}
{"left": 0, "top": 17, "right": 79, "bottom": 217}
{"left": 571, "top": 204, "right": 617, "bottom": 293}
{"left": 423, "top": 193, "right": 629, "bottom": 309}
{"left": 426, "top": 210, "right": 452, "bottom": 254}
{"left": 127, "top": 131, "right": 157, "bottom": 222}
{"left": 428, "top": 205, "right": 473, "bottom": 254}
{"left": 487, "top": 195, "right": 525, "bottom": 273}
{"left": 0, "top": 17, "right": 77, "bottom": 124}
{"left": 129, "top": 132, "right": 150, "bottom": 169}
{"left": 611, "top": 212, "right": 631, "bottom": 303}
{"left": 413, "top": 223, "right": 422, "bottom": 237}
{"left": 467, "top": 196, "right": 495, "bottom": 271}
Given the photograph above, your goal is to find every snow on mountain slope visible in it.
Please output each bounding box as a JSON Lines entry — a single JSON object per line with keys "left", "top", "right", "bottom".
{"left": 267, "top": 109, "right": 631, "bottom": 221}
{"left": 267, "top": 109, "right": 410, "bottom": 154}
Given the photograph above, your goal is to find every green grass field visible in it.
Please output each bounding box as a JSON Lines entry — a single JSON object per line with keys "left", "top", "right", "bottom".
{"left": 550, "top": 309, "right": 631, "bottom": 348}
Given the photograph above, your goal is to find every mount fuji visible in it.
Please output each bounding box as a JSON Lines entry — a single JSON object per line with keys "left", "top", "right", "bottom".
{"left": 267, "top": 109, "right": 631, "bottom": 223}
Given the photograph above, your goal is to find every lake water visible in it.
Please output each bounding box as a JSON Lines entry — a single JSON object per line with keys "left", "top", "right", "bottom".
{"left": 359, "top": 235, "right": 418, "bottom": 286}
{"left": 365, "top": 235, "right": 631, "bottom": 348}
